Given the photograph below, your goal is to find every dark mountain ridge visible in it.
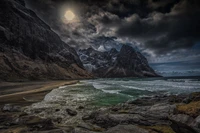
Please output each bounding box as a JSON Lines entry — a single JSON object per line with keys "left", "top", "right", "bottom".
{"left": 0, "top": 0, "right": 91, "bottom": 81}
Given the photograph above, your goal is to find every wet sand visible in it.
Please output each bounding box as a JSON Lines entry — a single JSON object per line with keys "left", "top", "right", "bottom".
{"left": 0, "top": 80, "right": 78, "bottom": 107}
{"left": 0, "top": 80, "right": 79, "bottom": 133}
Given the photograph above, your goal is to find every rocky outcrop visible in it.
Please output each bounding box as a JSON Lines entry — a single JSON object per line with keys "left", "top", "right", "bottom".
{"left": 105, "top": 125, "right": 149, "bottom": 133}
{"left": 80, "top": 92, "right": 200, "bottom": 133}
{"left": 0, "top": 0, "right": 91, "bottom": 81}
{"left": 2, "top": 92, "right": 200, "bottom": 133}
{"left": 78, "top": 45, "right": 159, "bottom": 78}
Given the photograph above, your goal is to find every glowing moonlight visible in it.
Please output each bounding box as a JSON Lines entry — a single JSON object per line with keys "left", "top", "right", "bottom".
{"left": 65, "top": 10, "right": 75, "bottom": 21}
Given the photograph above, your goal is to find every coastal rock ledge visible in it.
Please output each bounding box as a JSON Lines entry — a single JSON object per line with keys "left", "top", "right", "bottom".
{"left": 1, "top": 92, "right": 200, "bottom": 133}
{"left": 77, "top": 92, "right": 200, "bottom": 133}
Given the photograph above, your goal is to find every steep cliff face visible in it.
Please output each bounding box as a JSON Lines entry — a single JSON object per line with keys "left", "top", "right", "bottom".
{"left": 105, "top": 45, "right": 159, "bottom": 77}
{"left": 0, "top": 0, "right": 91, "bottom": 81}
{"left": 78, "top": 45, "right": 159, "bottom": 78}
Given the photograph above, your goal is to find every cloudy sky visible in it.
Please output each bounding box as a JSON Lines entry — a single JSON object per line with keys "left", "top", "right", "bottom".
{"left": 25, "top": 0, "right": 200, "bottom": 76}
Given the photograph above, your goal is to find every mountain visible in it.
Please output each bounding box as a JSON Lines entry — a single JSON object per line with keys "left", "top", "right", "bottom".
{"left": 78, "top": 45, "right": 159, "bottom": 78}
{"left": 0, "top": 0, "right": 91, "bottom": 81}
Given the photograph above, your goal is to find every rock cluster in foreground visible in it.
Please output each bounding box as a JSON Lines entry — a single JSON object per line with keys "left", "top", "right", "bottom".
{"left": 78, "top": 92, "right": 200, "bottom": 133}
{"left": 1, "top": 92, "right": 200, "bottom": 133}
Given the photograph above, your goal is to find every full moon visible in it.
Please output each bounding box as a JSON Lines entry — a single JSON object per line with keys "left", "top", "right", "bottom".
{"left": 64, "top": 10, "right": 75, "bottom": 21}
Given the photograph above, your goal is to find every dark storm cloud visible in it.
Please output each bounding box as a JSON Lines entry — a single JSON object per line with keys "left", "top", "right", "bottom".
{"left": 94, "top": 0, "right": 200, "bottom": 55}
{"left": 148, "top": 0, "right": 181, "bottom": 10}
{"left": 25, "top": 0, "right": 200, "bottom": 63}
{"left": 145, "top": 0, "right": 200, "bottom": 54}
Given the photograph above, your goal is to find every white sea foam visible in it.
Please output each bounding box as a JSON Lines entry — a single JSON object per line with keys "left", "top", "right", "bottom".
{"left": 89, "top": 78, "right": 200, "bottom": 95}
{"left": 121, "top": 85, "right": 146, "bottom": 90}
{"left": 58, "top": 85, "right": 68, "bottom": 89}
{"left": 101, "top": 89, "right": 121, "bottom": 94}
{"left": 92, "top": 83, "right": 111, "bottom": 89}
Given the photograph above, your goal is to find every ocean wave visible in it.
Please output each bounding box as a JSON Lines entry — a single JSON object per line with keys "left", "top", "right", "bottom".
{"left": 167, "top": 78, "right": 199, "bottom": 83}
{"left": 101, "top": 89, "right": 121, "bottom": 94}
{"left": 121, "top": 85, "right": 146, "bottom": 91}
{"left": 92, "top": 83, "right": 111, "bottom": 89}
{"left": 58, "top": 85, "right": 68, "bottom": 89}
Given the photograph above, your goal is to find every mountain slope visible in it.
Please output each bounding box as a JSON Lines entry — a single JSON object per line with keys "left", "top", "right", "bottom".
{"left": 78, "top": 45, "right": 159, "bottom": 78}
{"left": 0, "top": 0, "right": 91, "bottom": 81}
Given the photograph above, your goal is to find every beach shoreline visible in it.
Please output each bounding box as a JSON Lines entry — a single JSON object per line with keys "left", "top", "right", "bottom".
{"left": 0, "top": 80, "right": 81, "bottom": 133}
{"left": 0, "top": 80, "right": 79, "bottom": 107}
{"left": 0, "top": 79, "right": 200, "bottom": 133}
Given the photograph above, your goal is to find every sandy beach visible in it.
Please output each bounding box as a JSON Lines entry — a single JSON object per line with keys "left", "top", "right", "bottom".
{"left": 0, "top": 80, "right": 80, "bottom": 133}
{"left": 0, "top": 80, "right": 78, "bottom": 107}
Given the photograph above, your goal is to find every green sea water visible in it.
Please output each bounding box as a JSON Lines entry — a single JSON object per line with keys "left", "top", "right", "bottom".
{"left": 36, "top": 76, "right": 200, "bottom": 107}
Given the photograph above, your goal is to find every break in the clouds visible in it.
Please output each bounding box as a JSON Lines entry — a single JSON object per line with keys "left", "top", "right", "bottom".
{"left": 25, "top": 0, "right": 200, "bottom": 67}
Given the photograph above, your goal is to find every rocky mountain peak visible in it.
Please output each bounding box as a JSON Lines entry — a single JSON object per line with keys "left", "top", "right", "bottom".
{"left": 120, "top": 45, "right": 136, "bottom": 53}
{"left": 78, "top": 46, "right": 159, "bottom": 78}
{"left": 109, "top": 48, "right": 118, "bottom": 56}
{"left": 117, "top": 45, "right": 138, "bottom": 68}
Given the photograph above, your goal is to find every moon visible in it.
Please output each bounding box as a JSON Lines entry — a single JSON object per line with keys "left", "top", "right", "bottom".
{"left": 64, "top": 10, "right": 75, "bottom": 21}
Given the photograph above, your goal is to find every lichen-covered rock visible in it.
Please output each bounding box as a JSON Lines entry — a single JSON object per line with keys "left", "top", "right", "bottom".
{"left": 35, "top": 129, "right": 65, "bottom": 133}
{"left": 140, "top": 125, "right": 176, "bottom": 133}
{"left": 147, "top": 103, "right": 176, "bottom": 119}
{"left": 176, "top": 101, "right": 200, "bottom": 117}
{"left": 191, "top": 115, "right": 200, "bottom": 128}
{"left": 170, "top": 120, "right": 198, "bottom": 133}
{"left": 105, "top": 125, "right": 149, "bottom": 133}
{"left": 169, "top": 114, "right": 194, "bottom": 125}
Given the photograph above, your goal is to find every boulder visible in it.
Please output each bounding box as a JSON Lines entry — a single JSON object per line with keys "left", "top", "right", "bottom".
{"left": 35, "top": 129, "right": 65, "bottom": 133}
{"left": 170, "top": 114, "right": 194, "bottom": 125}
{"left": 191, "top": 115, "right": 200, "bottom": 128}
{"left": 147, "top": 103, "right": 176, "bottom": 119}
{"left": 171, "top": 120, "right": 198, "bottom": 133}
{"left": 66, "top": 108, "right": 77, "bottom": 116}
{"left": 105, "top": 125, "right": 149, "bottom": 133}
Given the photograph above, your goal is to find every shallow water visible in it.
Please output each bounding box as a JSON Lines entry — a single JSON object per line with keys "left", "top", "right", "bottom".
{"left": 82, "top": 76, "right": 200, "bottom": 106}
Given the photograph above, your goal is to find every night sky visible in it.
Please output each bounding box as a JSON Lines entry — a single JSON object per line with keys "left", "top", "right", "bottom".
{"left": 25, "top": 0, "right": 200, "bottom": 76}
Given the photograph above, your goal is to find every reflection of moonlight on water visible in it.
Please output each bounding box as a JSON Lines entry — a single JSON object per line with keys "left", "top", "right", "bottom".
{"left": 64, "top": 10, "right": 75, "bottom": 21}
